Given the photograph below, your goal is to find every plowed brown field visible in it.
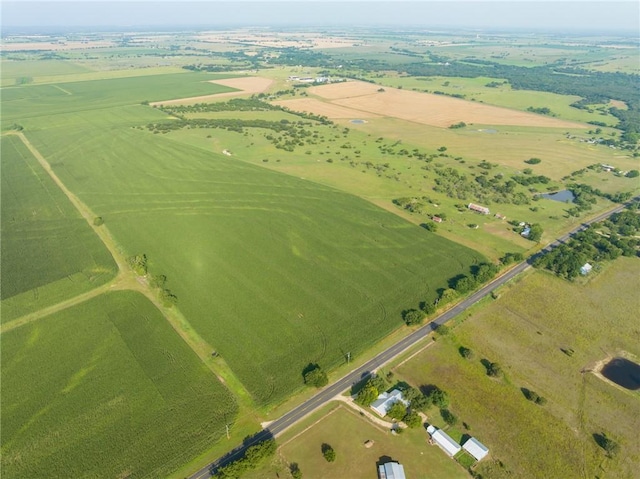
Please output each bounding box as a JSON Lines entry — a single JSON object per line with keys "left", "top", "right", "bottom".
{"left": 273, "top": 98, "right": 380, "bottom": 118}
{"left": 308, "top": 81, "right": 587, "bottom": 128}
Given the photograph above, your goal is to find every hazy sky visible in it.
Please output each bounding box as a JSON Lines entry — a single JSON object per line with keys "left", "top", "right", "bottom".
{"left": 2, "top": 1, "right": 639, "bottom": 33}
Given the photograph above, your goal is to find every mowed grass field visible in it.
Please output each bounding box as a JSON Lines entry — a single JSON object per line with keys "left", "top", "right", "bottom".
{"left": 1, "top": 291, "right": 237, "bottom": 479}
{"left": 395, "top": 258, "right": 640, "bottom": 478}
{"left": 0, "top": 135, "right": 117, "bottom": 321}
{"left": 247, "top": 404, "right": 468, "bottom": 479}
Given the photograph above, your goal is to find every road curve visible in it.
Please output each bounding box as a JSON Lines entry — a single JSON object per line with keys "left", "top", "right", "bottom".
{"left": 189, "top": 199, "right": 635, "bottom": 479}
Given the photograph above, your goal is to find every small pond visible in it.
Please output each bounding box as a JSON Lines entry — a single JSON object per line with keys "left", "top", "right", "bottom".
{"left": 540, "top": 189, "right": 576, "bottom": 203}
{"left": 350, "top": 119, "right": 367, "bottom": 124}
{"left": 601, "top": 357, "right": 640, "bottom": 390}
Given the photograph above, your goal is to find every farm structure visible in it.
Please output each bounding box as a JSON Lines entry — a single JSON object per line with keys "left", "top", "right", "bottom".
{"left": 580, "top": 263, "right": 593, "bottom": 275}
{"left": 462, "top": 437, "right": 489, "bottom": 461}
{"left": 378, "top": 461, "right": 407, "bottom": 479}
{"left": 371, "top": 389, "right": 409, "bottom": 417}
{"left": 468, "top": 203, "right": 490, "bottom": 215}
{"left": 427, "top": 425, "right": 462, "bottom": 457}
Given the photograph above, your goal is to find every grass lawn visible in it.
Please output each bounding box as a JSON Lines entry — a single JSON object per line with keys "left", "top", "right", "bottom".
{"left": 1, "top": 291, "right": 237, "bottom": 479}
{"left": 248, "top": 404, "right": 468, "bottom": 479}
{"left": 0, "top": 135, "right": 117, "bottom": 321}
{"left": 394, "top": 258, "right": 640, "bottom": 478}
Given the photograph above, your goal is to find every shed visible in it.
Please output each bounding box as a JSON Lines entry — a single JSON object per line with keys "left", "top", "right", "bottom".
{"left": 462, "top": 437, "right": 489, "bottom": 461}
{"left": 431, "top": 429, "right": 462, "bottom": 457}
{"left": 371, "top": 389, "right": 408, "bottom": 417}
{"left": 468, "top": 203, "right": 490, "bottom": 215}
{"left": 580, "top": 263, "right": 593, "bottom": 275}
{"left": 378, "top": 461, "right": 406, "bottom": 479}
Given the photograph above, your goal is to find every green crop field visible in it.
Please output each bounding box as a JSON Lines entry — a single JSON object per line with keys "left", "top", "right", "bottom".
{"left": 1, "top": 72, "right": 239, "bottom": 125}
{"left": 395, "top": 258, "right": 640, "bottom": 478}
{"left": 0, "top": 135, "right": 116, "bottom": 321}
{"left": 1, "top": 291, "right": 237, "bottom": 479}
{"left": 24, "top": 119, "right": 484, "bottom": 405}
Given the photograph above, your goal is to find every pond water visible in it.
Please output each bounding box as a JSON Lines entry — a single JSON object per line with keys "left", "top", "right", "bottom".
{"left": 350, "top": 119, "right": 367, "bottom": 124}
{"left": 601, "top": 357, "right": 640, "bottom": 390}
{"left": 540, "top": 189, "right": 576, "bottom": 203}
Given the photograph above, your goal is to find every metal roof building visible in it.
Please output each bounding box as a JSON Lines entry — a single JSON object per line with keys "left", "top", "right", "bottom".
{"left": 378, "top": 461, "right": 406, "bottom": 479}
{"left": 370, "top": 389, "right": 408, "bottom": 417}
{"left": 431, "top": 429, "right": 462, "bottom": 457}
{"left": 462, "top": 437, "right": 489, "bottom": 461}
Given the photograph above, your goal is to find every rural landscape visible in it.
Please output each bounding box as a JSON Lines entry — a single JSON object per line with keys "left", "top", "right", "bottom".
{"left": 1, "top": 2, "right": 639, "bottom": 478}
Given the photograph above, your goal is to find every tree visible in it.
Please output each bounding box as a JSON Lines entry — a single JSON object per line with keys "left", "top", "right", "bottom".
{"left": 595, "top": 432, "right": 620, "bottom": 458}
{"left": 459, "top": 346, "right": 474, "bottom": 359}
{"left": 439, "top": 288, "right": 458, "bottom": 305}
{"left": 527, "top": 223, "right": 543, "bottom": 242}
{"left": 441, "top": 408, "right": 458, "bottom": 426}
{"left": 626, "top": 169, "right": 639, "bottom": 178}
{"left": 93, "top": 216, "right": 104, "bottom": 226}
{"left": 435, "top": 324, "right": 451, "bottom": 337}
{"left": 304, "top": 365, "right": 328, "bottom": 388}
{"left": 421, "top": 301, "right": 436, "bottom": 315}
{"left": 453, "top": 275, "right": 476, "bottom": 294}
{"left": 525, "top": 157, "right": 542, "bottom": 165}
{"left": 403, "top": 309, "right": 424, "bottom": 326}
{"left": 423, "top": 222, "right": 438, "bottom": 232}
{"left": 487, "top": 362, "right": 502, "bottom": 377}
{"left": 387, "top": 401, "right": 408, "bottom": 421}
{"left": 403, "top": 410, "right": 422, "bottom": 428}
{"left": 321, "top": 443, "right": 336, "bottom": 462}
{"left": 428, "top": 387, "right": 449, "bottom": 408}
{"left": 355, "top": 383, "right": 379, "bottom": 407}
{"left": 290, "top": 463, "right": 303, "bottom": 479}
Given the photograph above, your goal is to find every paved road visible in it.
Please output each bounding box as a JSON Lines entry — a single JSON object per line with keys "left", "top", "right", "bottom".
{"left": 190, "top": 199, "right": 635, "bottom": 479}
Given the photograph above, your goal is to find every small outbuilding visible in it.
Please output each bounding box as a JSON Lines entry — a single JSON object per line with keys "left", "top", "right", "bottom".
{"left": 580, "top": 263, "right": 593, "bottom": 275}
{"left": 462, "top": 437, "right": 489, "bottom": 461}
{"left": 468, "top": 203, "right": 490, "bottom": 215}
{"left": 378, "top": 461, "right": 406, "bottom": 479}
{"left": 430, "top": 428, "right": 462, "bottom": 457}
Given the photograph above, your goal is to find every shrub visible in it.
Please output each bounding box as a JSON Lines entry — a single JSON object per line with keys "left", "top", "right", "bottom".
{"left": 93, "top": 216, "right": 104, "bottom": 226}
{"left": 459, "top": 346, "right": 474, "bottom": 359}
{"left": 525, "top": 157, "right": 542, "bottom": 165}
{"left": 403, "top": 410, "right": 422, "bottom": 428}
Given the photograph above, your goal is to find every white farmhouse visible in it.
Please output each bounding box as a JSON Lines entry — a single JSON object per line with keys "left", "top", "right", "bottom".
{"left": 370, "top": 389, "right": 408, "bottom": 417}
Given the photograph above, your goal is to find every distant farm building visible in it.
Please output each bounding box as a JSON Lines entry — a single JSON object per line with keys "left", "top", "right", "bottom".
{"left": 468, "top": 203, "right": 490, "bottom": 215}
{"left": 378, "top": 461, "right": 406, "bottom": 479}
{"left": 462, "top": 437, "right": 489, "bottom": 461}
{"left": 521, "top": 227, "right": 531, "bottom": 238}
{"left": 371, "top": 389, "right": 409, "bottom": 417}
{"left": 495, "top": 213, "right": 506, "bottom": 220}
{"left": 580, "top": 263, "right": 593, "bottom": 275}
{"left": 432, "top": 216, "right": 443, "bottom": 223}
{"left": 601, "top": 164, "right": 615, "bottom": 172}
{"left": 426, "top": 425, "right": 462, "bottom": 457}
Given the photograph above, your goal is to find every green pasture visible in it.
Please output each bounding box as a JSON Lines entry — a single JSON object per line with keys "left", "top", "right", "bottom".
{"left": 0, "top": 135, "right": 116, "bottom": 321}
{"left": 1, "top": 71, "right": 240, "bottom": 124}
{"left": 23, "top": 119, "right": 484, "bottom": 405}
{"left": 396, "top": 258, "right": 640, "bottom": 478}
{"left": 1, "top": 291, "right": 237, "bottom": 479}
{"left": 248, "top": 404, "right": 467, "bottom": 479}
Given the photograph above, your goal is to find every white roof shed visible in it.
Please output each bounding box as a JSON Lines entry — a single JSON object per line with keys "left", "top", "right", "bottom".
{"left": 462, "top": 437, "right": 489, "bottom": 461}
{"left": 432, "top": 429, "right": 462, "bottom": 457}
{"left": 378, "top": 461, "right": 406, "bottom": 479}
